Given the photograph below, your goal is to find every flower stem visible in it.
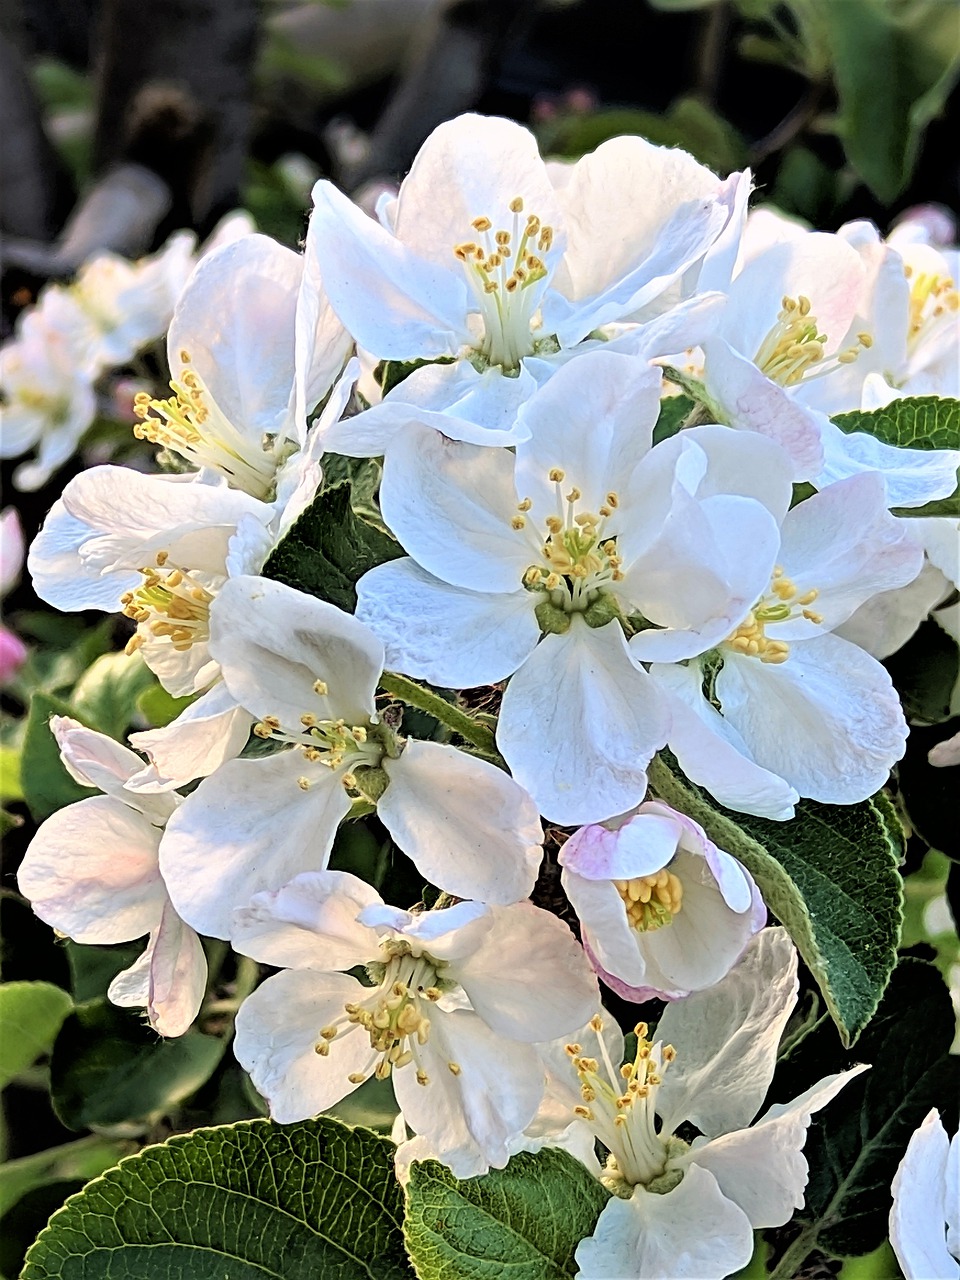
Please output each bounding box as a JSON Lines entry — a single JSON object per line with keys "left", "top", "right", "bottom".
{"left": 379, "top": 671, "right": 500, "bottom": 758}
{"left": 766, "top": 1227, "right": 817, "bottom": 1280}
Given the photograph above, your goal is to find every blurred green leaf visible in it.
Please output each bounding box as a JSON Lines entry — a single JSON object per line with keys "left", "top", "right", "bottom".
{"left": 0, "top": 982, "right": 73, "bottom": 1089}
{"left": 820, "top": 0, "right": 960, "bottom": 202}
{"left": 136, "top": 684, "right": 195, "bottom": 729}
{"left": 71, "top": 651, "right": 155, "bottom": 740}
{"left": 0, "top": 1136, "right": 131, "bottom": 1218}
{"left": 20, "top": 693, "right": 96, "bottom": 822}
{"left": 50, "top": 999, "right": 226, "bottom": 1131}
{"left": 0, "top": 745, "right": 22, "bottom": 803}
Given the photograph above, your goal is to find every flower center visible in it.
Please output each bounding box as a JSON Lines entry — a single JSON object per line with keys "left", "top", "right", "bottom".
{"left": 453, "top": 197, "right": 554, "bottom": 370}
{"left": 133, "top": 354, "right": 291, "bottom": 497}
{"left": 723, "top": 565, "right": 822, "bottom": 665}
{"left": 615, "top": 870, "right": 683, "bottom": 933}
{"left": 754, "top": 294, "right": 871, "bottom": 387}
{"left": 566, "top": 1014, "right": 677, "bottom": 1189}
{"left": 315, "top": 942, "right": 456, "bottom": 1087}
{"left": 516, "top": 469, "right": 624, "bottom": 615}
{"left": 120, "top": 551, "right": 219, "bottom": 654}
{"left": 904, "top": 265, "right": 958, "bottom": 357}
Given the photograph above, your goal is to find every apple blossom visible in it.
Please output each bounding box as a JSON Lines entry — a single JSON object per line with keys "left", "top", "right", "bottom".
{"left": 544, "top": 929, "right": 868, "bottom": 1280}
{"left": 17, "top": 717, "right": 205, "bottom": 1036}
{"left": 889, "top": 1109, "right": 959, "bottom": 1280}
{"left": 158, "top": 574, "right": 543, "bottom": 938}
{"left": 232, "top": 870, "right": 599, "bottom": 1172}
{"left": 356, "top": 350, "right": 799, "bottom": 824}
{"left": 560, "top": 800, "right": 765, "bottom": 1001}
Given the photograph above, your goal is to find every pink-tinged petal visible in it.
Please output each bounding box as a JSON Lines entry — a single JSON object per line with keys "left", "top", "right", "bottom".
{"left": 380, "top": 424, "right": 530, "bottom": 593}
{"left": 574, "top": 1166, "right": 754, "bottom": 1280}
{"left": 560, "top": 812, "right": 681, "bottom": 882}
{"left": 234, "top": 970, "right": 372, "bottom": 1123}
{"left": 655, "top": 927, "right": 798, "bottom": 1139}
{"left": 716, "top": 635, "right": 908, "bottom": 804}
{"left": 307, "top": 179, "right": 469, "bottom": 360}
{"left": 687, "top": 1066, "right": 869, "bottom": 1228}
{"left": 49, "top": 715, "right": 137, "bottom": 790}
{"left": 356, "top": 558, "right": 539, "bottom": 687}
{"left": 890, "top": 1109, "right": 960, "bottom": 1280}
{"left": 109, "top": 901, "right": 207, "bottom": 1037}
{"left": 127, "top": 686, "right": 251, "bottom": 791}
{"left": 515, "top": 351, "right": 663, "bottom": 517}
{"left": 18, "top": 796, "right": 167, "bottom": 944}
{"left": 454, "top": 901, "right": 598, "bottom": 1041}
{"left": 393, "top": 1007, "right": 543, "bottom": 1172}
{"left": 0, "top": 507, "right": 24, "bottom": 594}
{"left": 673, "top": 424, "right": 795, "bottom": 521}
{"left": 380, "top": 739, "right": 542, "bottom": 905}
{"left": 648, "top": 664, "right": 799, "bottom": 821}
{"left": 232, "top": 871, "right": 381, "bottom": 971}
{"left": 209, "top": 575, "right": 383, "bottom": 730}
{"left": 565, "top": 874, "right": 649, "bottom": 989}
{"left": 0, "top": 625, "right": 28, "bottom": 683}
{"left": 159, "top": 750, "right": 351, "bottom": 939}
{"left": 498, "top": 618, "right": 668, "bottom": 826}
{"left": 702, "top": 338, "right": 825, "bottom": 480}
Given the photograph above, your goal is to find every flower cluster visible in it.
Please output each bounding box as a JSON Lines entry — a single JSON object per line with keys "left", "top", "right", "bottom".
{"left": 18, "top": 113, "right": 959, "bottom": 1277}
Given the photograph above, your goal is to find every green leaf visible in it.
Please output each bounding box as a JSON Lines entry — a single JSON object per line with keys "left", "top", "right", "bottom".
{"left": 71, "top": 651, "right": 156, "bottom": 739}
{"left": 885, "top": 617, "right": 960, "bottom": 724}
{"left": 652, "top": 394, "right": 695, "bottom": 446}
{"left": 648, "top": 756, "right": 903, "bottom": 1046}
{"left": 263, "top": 481, "right": 403, "bottom": 611}
{"left": 50, "top": 999, "right": 226, "bottom": 1130}
{"left": 21, "top": 1116, "right": 412, "bottom": 1279}
{"left": 820, "top": 0, "right": 960, "bottom": 202}
{"left": 404, "top": 1148, "right": 610, "bottom": 1280}
{"left": 135, "top": 683, "right": 195, "bottom": 729}
{"left": 20, "top": 693, "right": 96, "bottom": 822}
{"left": 770, "top": 957, "right": 959, "bottom": 1259}
{"left": 0, "top": 1136, "right": 131, "bottom": 1218}
{"left": 831, "top": 395, "right": 960, "bottom": 452}
{"left": 0, "top": 745, "right": 23, "bottom": 803}
{"left": 0, "top": 982, "right": 73, "bottom": 1088}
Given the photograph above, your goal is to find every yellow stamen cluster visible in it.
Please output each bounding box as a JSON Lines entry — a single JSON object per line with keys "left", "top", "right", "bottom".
{"left": 754, "top": 295, "right": 869, "bottom": 387}
{"left": 519, "top": 474, "right": 623, "bottom": 606}
{"left": 904, "top": 266, "right": 959, "bottom": 352}
{"left": 133, "top": 373, "right": 208, "bottom": 451}
{"left": 453, "top": 196, "right": 554, "bottom": 296}
{"left": 120, "top": 551, "right": 215, "bottom": 653}
{"left": 614, "top": 870, "right": 683, "bottom": 932}
{"left": 725, "top": 565, "right": 822, "bottom": 664}
{"left": 566, "top": 1019, "right": 675, "bottom": 1130}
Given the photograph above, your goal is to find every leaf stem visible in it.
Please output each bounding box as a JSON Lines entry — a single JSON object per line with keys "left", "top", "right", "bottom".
{"left": 379, "top": 671, "right": 500, "bottom": 757}
{"left": 766, "top": 1227, "right": 817, "bottom": 1280}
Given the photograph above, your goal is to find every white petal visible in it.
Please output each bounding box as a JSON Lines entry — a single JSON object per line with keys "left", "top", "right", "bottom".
{"left": 18, "top": 796, "right": 166, "bottom": 943}
{"left": 380, "top": 424, "right": 530, "bottom": 592}
{"left": 515, "top": 351, "right": 663, "bottom": 515}
{"left": 234, "top": 970, "right": 371, "bottom": 1122}
{"left": 50, "top": 715, "right": 142, "bottom": 794}
{"left": 498, "top": 619, "right": 668, "bottom": 826}
{"left": 356, "top": 558, "right": 539, "bottom": 686}
{"left": 158, "top": 750, "right": 351, "bottom": 939}
{"left": 836, "top": 561, "right": 950, "bottom": 660}
{"left": 232, "top": 870, "right": 380, "bottom": 970}
{"left": 890, "top": 1109, "right": 960, "bottom": 1280}
{"left": 209, "top": 575, "right": 382, "bottom": 730}
{"left": 562, "top": 872, "right": 649, "bottom": 989}
{"left": 574, "top": 1165, "right": 754, "bottom": 1280}
{"left": 294, "top": 220, "right": 352, "bottom": 436}
{"left": 687, "top": 1065, "right": 869, "bottom": 1228}
{"left": 817, "top": 418, "right": 960, "bottom": 509}
{"left": 109, "top": 901, "right": 208, "bottom": 1037}
{"left": 716, "top": 635, "right": 908, "bottom": 803}
{"left": 649, "top": 664, "right": 799, "bottom": 820}
{"left": 454, "top": 901, "right": 598, "bottom": 1041}
{"left": 380, "top": 740, "right": 542, "bottom": 905}
{"left": 560, "top": 812, "right": 681, "bottom": 882}
{"left": 307, "top": 179, "right": 469, "bottom": 360}
{"left": 655, "top": 926, "right": 798, "bottom": 1138}
{"left": 169, "top": 234, "right": 303, "bottom": 442}
{"left": 393, "top": 1006, "right": 543, "bottom": 1172}
{"left": 127, "top": 686, "right": 251, "bottom": 790}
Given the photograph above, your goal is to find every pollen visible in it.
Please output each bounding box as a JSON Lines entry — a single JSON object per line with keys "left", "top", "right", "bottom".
{"left": 614, "top": 869, "right": 683, "bottom": 932}
{"left": 753, "top": 295, "right": 870, "bottom": 387}
{"left": 120, "top": 556, "right": 216, "bottom": 652}
{"left": 724, "top": 565, "right": 823, "bottom": 664}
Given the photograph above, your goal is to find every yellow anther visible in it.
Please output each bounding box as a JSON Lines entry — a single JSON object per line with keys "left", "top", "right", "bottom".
{"left": 314, "top": 1040, "right": 330, "bottom": 1056}
{"left": 549, "top": 468, "right": 565, "bottom": 482}
{"left": 416, "top": 1069, "right": 430, "bottom": 1087}
{"left": 509, "top": 197, "right": 524, "bottom": 213}
{"left": 616, "top": 871, "right": 683, "bottom": 931}
{"left": 511, "top": 515, "right": 527, "bottom": 530}
{"left": 447, "top": 1062, "right": 462, "bottom": 1076}
{"left": 545, "top": 515, "right": 563, "bottom": 534}
{"left": 566, "top": 487, "right": 582, "bottom": 503}
{"left": 313, "top": 679, "right": 328, "bottom": 696}
{"left": 517, "top": 497, "right": 532, "bottom": 512}
{"left": 472, "top": 216, "right": 492, "bottom": 232}
{"left": 574, "top": 1105, "right": 594, "bottom": 1120}
{"left": 565, "top": 1043, "right": 582, "bottom": 1056}
{"left": 297, "top": 776, "right": 311, "bottom": 791}
{"left": 301, "top": 713, "right": 317, "bottom": 727}
{"left": 802, "top": 609, "right": 823, "bottom": 624}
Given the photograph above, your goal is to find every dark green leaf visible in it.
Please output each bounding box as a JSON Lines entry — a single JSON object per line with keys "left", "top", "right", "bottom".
{"left": 20, "top": 692, "right": 95, "bottom": 823}
{"left": 21, "top": 1116, "right": 412, "bottom": 1280}
{"left": 50, "top": 999, "right": 225, "bottom": 1130}
{"left": 376, "top": 357, "right": 455, "bottom": 398}
{"left": 652, "top": 394, "right": 695, "bottom": 446}
{"left": 263, "top": 481, "right": 403, "bottom": 611}
{"left": 885, "top": 617, "right": 959, "bottom": 724}
{"left": 821, "top": 0, "right": 960, "bottom": 202}
{"left": 831, "top": 396, "right": 960, "bottom": 452}
{"left": 770, "top": 957, "right": 959, "bottom": 1258}
{"left": 64, "top": 941, "right": 144, "bottom": 1005}
{"left": 648, "top": 756, "right": 903, "bottom": 1046}
{"left": 0, "top": 982, "right": 73, "bottom": 1088}
{"left": 404, "top": 1148, "right": 610, "bottom": 1280}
